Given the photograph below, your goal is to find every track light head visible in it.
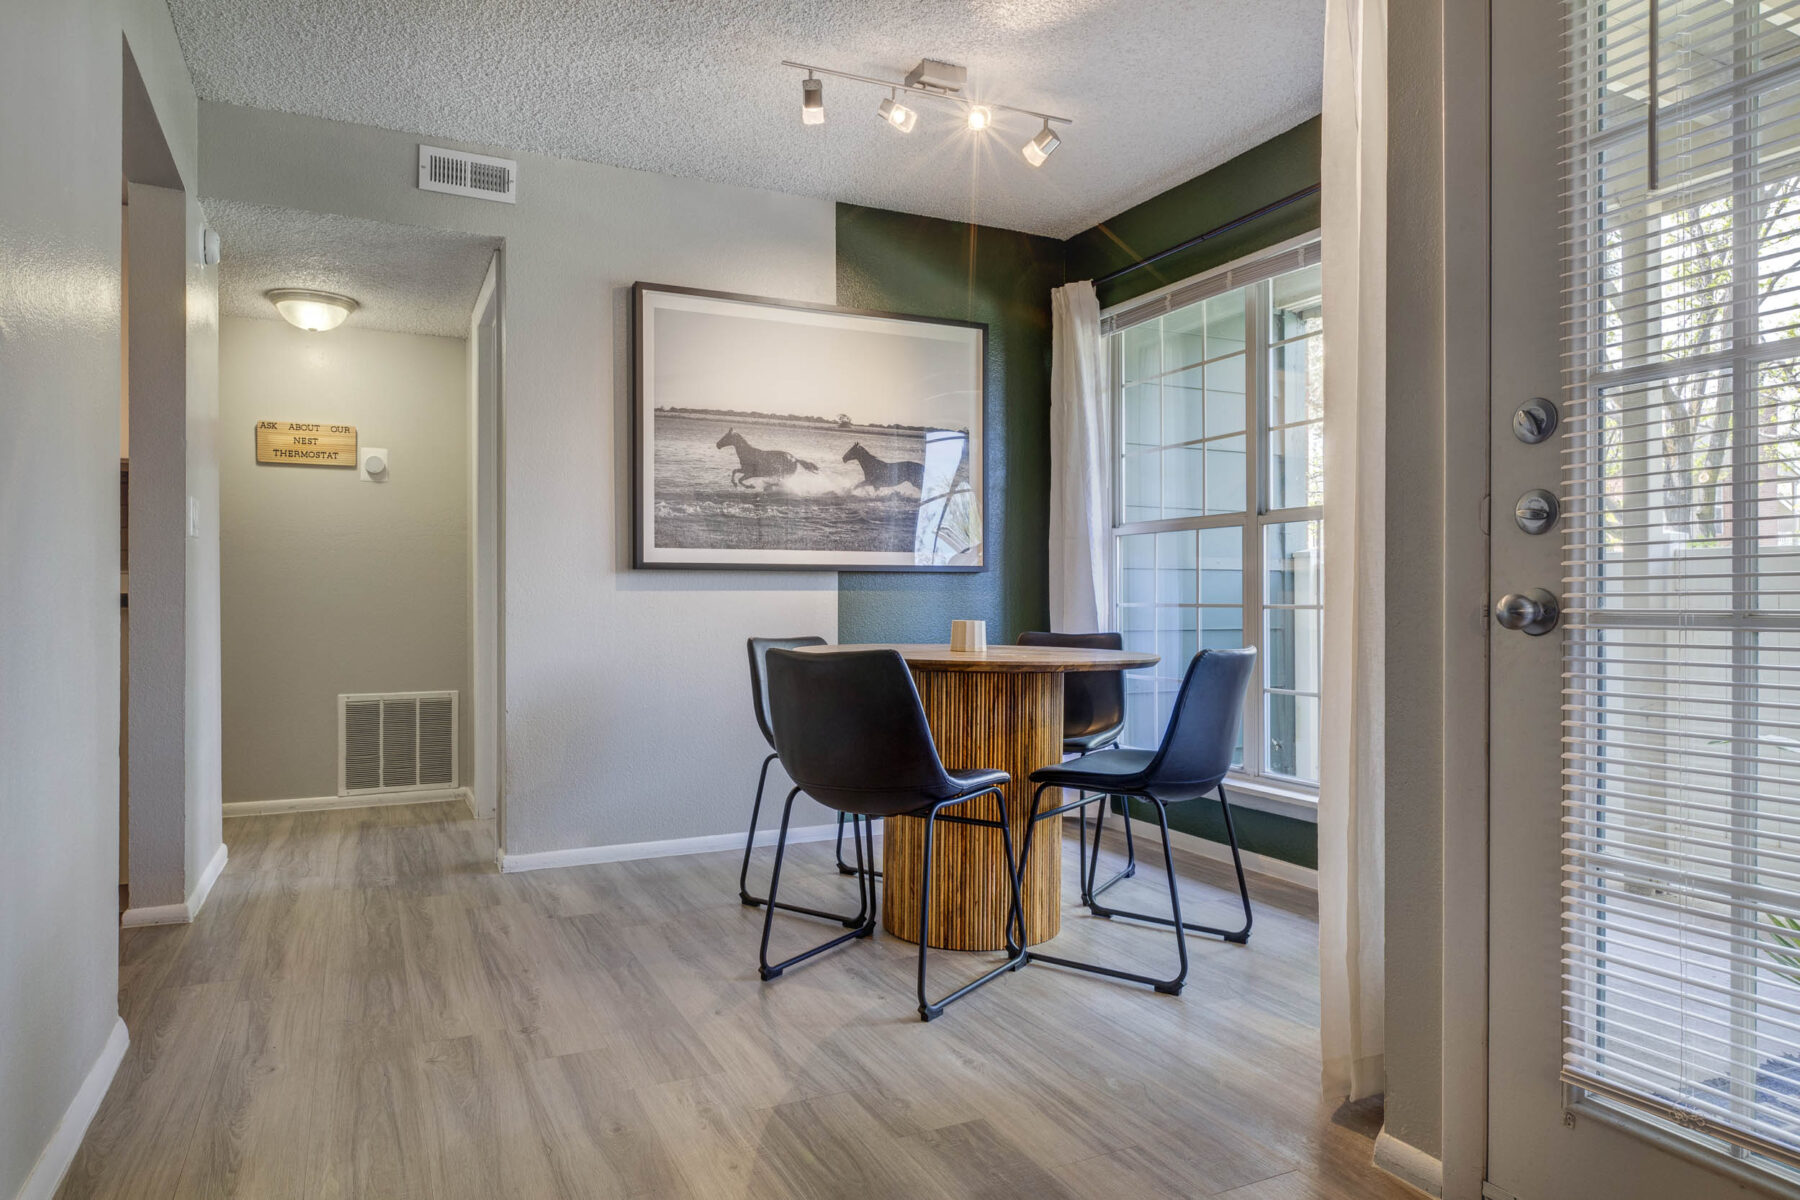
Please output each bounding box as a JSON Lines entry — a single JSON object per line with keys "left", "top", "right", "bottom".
{"left": 802, "top": 76, "right": 825, "bottom": 125}
{"left": 878, "top": 93, "right": 918, "bottom": 133}
{"left": 1022, "top": 121, "right": 1060, "bottom": 167}
{"left": 966, "top": 106, "right": 992, "bottom": 131}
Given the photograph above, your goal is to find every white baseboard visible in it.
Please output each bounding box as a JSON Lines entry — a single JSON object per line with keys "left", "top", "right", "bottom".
{"left": 223, "top": 786, "right": 472, "bottom": 819}
{"left": 120, "top": 842, "right": 228, "bottom": 928}
{"left": 1157, "top": 823, "right": 1318, "bottom": 890}
{"left": 1373, "top": 1129, "right": 1444, "bottom": 1198}
{"left": 499, "top": 821, "right": 846, "bottom": 874}
{"left": 13, "top": 1015, "right": 128, "bottom": 1200}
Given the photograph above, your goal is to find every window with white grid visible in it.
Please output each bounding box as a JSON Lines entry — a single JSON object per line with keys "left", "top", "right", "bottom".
{"left": 1105, "top": 241, "right": 1323, "bottom": 788}
{"left": 1564, "top": 0, "right": 1800, "bottom": 1174}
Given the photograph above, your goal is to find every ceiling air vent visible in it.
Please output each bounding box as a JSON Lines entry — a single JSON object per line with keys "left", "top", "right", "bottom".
{"left": 418, "top": 145, "right": 517, "bottom": 204}
{"left": 339, "top": 691, "right": 459, "bottom": 796}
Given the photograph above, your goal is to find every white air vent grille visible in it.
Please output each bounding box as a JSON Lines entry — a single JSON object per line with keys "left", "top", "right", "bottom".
{"left": 339, "top": 691, "right": 458, "bottom": 796}
{"left": 419, "top": 145, "right": 517, "bottom": 203}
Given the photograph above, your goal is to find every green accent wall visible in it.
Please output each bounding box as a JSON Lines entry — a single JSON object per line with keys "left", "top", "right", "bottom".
{"left": 1065, "top": 116, "right": 1322, "bottom": 311}
{"left": 1122, "top": 796, "right": 1317, "bottom": 871}
{"left": 833, "top": 116, "right": 1322, "bottom": 869}
{"left": 835, "top": 204, "right": 1065, "bottom": 644}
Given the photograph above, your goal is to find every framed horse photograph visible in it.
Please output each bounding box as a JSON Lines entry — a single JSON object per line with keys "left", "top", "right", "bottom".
{"left": 631, "top": 282, "right": 987, "bottom": 571}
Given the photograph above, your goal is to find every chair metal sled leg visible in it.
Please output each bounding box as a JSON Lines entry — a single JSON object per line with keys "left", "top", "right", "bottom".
{"left": 738, "top": 752, "right": 778, "bottom": 906}
{"left": 1084, "top": 791, "right": 1138, "bottom": 906}
{"left": 916, "top": 789, "right": 1026, "bottom": 1021}
{"left": 1086, "top": 785, "right": 1251, "bottom": 946}
{"left": 739, "top": 757, "right": 871, "bottom": 927}
{"left": 1011, "top": 782, "right": 1196, "bottom": 995}
{"left": 834, "top": 812, "right": 884, "bottom": 880}
{"left": 759, "top": 788, "right": 876, "bottom": 981}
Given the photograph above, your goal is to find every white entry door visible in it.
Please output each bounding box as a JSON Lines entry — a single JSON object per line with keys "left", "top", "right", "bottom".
{"left": 1488, "top": 1, "right": 1800, "bottom": 1197}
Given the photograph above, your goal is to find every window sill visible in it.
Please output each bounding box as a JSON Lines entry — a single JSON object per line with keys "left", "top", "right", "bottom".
{"left": 1222, "top": 775, "right": 1319, "bottom": 823}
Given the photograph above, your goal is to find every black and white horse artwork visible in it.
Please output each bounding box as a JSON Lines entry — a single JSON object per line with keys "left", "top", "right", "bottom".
{"left": 842, "top": 442, "right": 924, "bottom": 493}
{"left": 716, "top": 429, "right": 818, "bottom": 489}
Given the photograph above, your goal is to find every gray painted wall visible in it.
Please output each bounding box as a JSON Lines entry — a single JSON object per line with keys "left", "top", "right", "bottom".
{"left": 201, "top": 102, "right": 840, "bottom": 854}
{"left": 0, "top": 1, "right": 218, "bottom": 1195}
{"left": 220, "top": 317, "right": 471, "bottom": 803}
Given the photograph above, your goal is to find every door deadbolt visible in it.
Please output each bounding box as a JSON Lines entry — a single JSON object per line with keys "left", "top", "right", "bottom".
{"left": 1515, "top": 488, "right": 1560, "bottom": 534}
{"left": 1514, "top": 397, "right": 1560, "bottom": 444}
{"left": 1494, "top": 588, "right": 1561, "bottom": 636}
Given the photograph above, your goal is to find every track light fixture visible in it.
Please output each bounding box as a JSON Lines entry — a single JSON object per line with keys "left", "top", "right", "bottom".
{"left": 878, "top": 90, "right": 918, "bottom": 133}
{"left": 782, "top": 59, "right": 1070, "bottom": 164}
{"left": 1022, "top": 120, "right": 1061, "bottom": 167}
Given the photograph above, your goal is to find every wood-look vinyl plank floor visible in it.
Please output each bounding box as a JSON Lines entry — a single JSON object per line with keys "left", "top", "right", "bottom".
{"left": 60, "top": 800, "right": 1420, "bottom": 1200}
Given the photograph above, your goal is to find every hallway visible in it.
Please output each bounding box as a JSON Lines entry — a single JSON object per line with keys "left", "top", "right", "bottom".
{"left": 59, "top": 803, "right": 1410, "bottom": 1199}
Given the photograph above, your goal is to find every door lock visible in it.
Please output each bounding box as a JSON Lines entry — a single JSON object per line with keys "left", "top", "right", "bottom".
{"left": 1515, "top": 488, "right": 1560, "bottom": 534}
{"left": 1513, "top": 397, "right": 1560, "bottom": 444}
{"left": 1494, "top": 588, "right": 1560, "bottom": 636}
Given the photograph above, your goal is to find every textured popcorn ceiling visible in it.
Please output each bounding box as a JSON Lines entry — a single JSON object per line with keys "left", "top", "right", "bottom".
{"left": 207, "top": 200, "right": 499, "bottom": 338}
{"left": 166, "top": 0, "right": 1324, "bottom": 238}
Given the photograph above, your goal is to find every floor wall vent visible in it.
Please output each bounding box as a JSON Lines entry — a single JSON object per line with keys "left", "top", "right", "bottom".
{"left": 418, "top": 145, "right": 517, "bottom": 203}
{"left": 339, "top": 691, "right": 458, "bottom": 796}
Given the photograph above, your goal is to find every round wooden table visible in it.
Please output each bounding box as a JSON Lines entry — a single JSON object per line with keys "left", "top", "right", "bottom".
{"left": 793, "top": 642, "right": 1159, "bottom": 951}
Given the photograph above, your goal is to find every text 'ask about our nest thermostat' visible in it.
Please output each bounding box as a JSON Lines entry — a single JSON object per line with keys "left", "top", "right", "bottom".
{"left": 255, "top": 420, "right": 357, "bottom": 466}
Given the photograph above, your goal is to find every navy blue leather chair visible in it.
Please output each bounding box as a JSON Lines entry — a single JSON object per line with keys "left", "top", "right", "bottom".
{"left": 760, "top": 648, "right": 1025, "bottom": 1020}
{"left": 739, "top": 636, "right": 855, "bottom": 922}
{"left": 1013, "top": 647, "right": 1257, "bottom": 996}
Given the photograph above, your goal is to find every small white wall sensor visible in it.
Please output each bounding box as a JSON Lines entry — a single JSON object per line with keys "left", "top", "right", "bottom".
{"left": 359, "top": 448, "right": 389, "bottom": 482}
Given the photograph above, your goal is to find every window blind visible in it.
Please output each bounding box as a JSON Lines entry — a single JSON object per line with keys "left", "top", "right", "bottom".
{"left": 1099, "top": 240, "right": 1322, "bottom": 337}
{"left": 1563, "top": 0, "right": 1800, "bottom": 1172}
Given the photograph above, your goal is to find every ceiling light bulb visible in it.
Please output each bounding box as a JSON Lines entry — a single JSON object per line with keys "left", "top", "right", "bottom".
{"left": 1023, "top": 121, "right": 1061, "bottom": 167}
{"left": 878, "top": 94, "right": 918, "bottom": 133}
{"left": 267, "top": 289, "right": 358, "bottom": 332}
{"left": 966, "top": 106, "right": 992, "bottom": 131}
{"left": 802, "top": 76, "right": 825, "bottom": 125}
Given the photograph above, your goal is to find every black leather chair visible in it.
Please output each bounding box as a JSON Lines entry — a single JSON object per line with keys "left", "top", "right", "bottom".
{"left": 739, "top": 636, "right": 866, "bottom": 923}
{"left": 1012, "top": 647, "right": 1257, "bottom": 996}
{"left": 1016, "top": 631, "right": 1133, "bottom": 902}
{"left": 760, "top": 647, "right": 1025, "bottom": 1020}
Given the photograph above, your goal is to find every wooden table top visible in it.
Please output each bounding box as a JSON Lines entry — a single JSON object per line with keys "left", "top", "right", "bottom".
{"left": 792, "top": 642, "right": 1160, "bottom": 673}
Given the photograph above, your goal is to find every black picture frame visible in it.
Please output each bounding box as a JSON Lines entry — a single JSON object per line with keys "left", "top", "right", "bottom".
{"left": 631, "top": 281, "right": 988, "bottom": 572}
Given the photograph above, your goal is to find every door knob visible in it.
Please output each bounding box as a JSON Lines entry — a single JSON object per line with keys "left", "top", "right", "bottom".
{"left": 1494, "top": 588, "right": 1560, "bottom": 636}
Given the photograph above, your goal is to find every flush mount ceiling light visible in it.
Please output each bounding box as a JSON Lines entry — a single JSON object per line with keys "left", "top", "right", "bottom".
{"left": 781, "top": 58, "right": 1070, "bottom": 165}
{"left": 267, "top": 289, "right": 358, "bottom": 332}
{"left": 878, "top": 90, "right": 918, "bottom": 133}
{"left": 801, "top": 74, "right": 825, "bottom": 125}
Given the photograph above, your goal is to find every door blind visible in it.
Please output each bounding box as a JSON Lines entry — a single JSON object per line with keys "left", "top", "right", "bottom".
{"left": 1564, "top": 0, "right": 1800, "bottom": 1171}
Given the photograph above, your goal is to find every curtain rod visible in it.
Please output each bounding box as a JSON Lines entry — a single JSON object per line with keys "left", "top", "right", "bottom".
{"left": 1092, "top": 183, "right": 1322, "bottom": 286}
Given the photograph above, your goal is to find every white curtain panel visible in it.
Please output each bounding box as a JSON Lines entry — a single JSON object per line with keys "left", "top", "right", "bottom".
{"left": 1047, "top": 280, "right": 1110, "bottom": 633}
{"left": 1319, "top": 0, "right": 1388, "bottom": 1102}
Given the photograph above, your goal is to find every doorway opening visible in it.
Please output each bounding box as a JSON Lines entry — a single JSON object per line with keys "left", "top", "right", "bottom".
{"left": 203, "top": 199, "right": 502, "bottom": 854}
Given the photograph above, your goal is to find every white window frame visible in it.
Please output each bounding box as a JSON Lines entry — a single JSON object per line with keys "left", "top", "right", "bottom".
{"left": 1102, "top": 232, "right": 1324, "bottom": 806}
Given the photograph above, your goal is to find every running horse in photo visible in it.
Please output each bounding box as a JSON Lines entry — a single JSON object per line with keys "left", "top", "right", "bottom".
{"left": 715, "top": 428, "right": 818, "bottom": 489}
{"left": 842, "top": 442, "right": 925, "bottom": 493}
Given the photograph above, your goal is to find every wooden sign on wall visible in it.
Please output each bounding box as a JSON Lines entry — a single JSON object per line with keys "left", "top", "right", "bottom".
{"left": 255, "top": 421, "right": 357, "bottom": 466}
